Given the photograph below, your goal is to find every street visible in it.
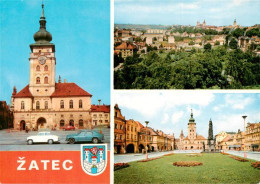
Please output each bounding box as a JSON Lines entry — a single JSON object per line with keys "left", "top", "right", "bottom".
{"left": 226, "top": 150, "right": 260, "bottom": 161}
{"left": 115, "top": 149, "right": 260, "bottom": 163}
{"left": 0, "top": 126, "right": 110, "bottom": 151}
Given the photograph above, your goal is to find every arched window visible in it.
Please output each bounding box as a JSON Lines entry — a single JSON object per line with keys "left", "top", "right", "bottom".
{"left": 44, "top": 76, "right": 48, "bottom": 84}
{"left": 60, "top": 100, "right": 64, "bottom": 109}
{"left": 21, "top": 101, "right": 24, "bottom": 110}
{"left": 44, "top": 65, "right": 48, "bottom": 71}
{"left": 69, "top": 100, "right": 73, "bottom": 109}
{"left": 60, "top": 120, "right": 65, "bottom": 127}
{"left": 79, "top": 119, "right": 83, "bottom": 127}
{"left": 79, "top": 100, "right": 83, "bottom": 108}
{"left": 36, "top": 101, "right": 40, "bottom": 110}
{"left": 45, "top": 101, "right": 48, "bottom": 109}
{"left": 36, "top": 77, "right": 40, "bottom": 84}
{"left": 36, "top": 65, "right": 40, "bottom": 71}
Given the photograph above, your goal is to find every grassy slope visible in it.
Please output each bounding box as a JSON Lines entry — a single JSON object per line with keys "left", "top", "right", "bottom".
{"left": 114, "top": 153, "right": 260, "bottom": 184}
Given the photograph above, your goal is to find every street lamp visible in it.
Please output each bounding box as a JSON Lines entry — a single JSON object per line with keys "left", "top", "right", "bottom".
{"left": 242, "top": 115, "right": 247, "bottom": 158}
{"left": 145, "top": 121, "right": 149, "bottom": 160}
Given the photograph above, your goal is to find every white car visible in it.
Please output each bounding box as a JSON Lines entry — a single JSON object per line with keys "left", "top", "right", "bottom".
{"left": 27, "top": 132, "right": 59, "bottom": 145}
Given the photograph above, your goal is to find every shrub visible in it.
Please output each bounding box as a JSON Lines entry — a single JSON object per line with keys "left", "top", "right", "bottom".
{"left": 138, "top": 156, "right": 162, "bottom": 162}
{"left": 251, "top": 162, "right": 260, "bottom": 169}
{"left": 164, "top": 153, "right": 175, "bottom": 156}
{"left": 229, "top": 155, "right": 249, "bottom": 162}
{"left": 114, "top": 163, "right": 130, "bottom": 171}
{"left": 221, "top": 152, "right": 229, "bottom": 155}
{"left": 173, "top": 161, "right": 203, "bottom": 167}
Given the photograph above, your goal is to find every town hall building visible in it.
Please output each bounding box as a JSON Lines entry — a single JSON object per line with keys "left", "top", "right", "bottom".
{"left": 11, "top": 4, "right": 101, "bottom": 130}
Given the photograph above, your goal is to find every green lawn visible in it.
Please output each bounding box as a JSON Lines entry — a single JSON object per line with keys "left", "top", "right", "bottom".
{"left": 114, "top": 153, "right": 260, "bottom": 184}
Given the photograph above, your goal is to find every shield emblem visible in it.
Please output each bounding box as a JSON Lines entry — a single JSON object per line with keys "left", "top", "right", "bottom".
{"left": 81, "top": 144, "right": 107, "bottom": 176}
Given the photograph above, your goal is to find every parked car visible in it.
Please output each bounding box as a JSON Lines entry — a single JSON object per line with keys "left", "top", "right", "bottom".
{"left": 66, "top": 130, "right": 104, "bottom": 144}
{"left": 27, "top": 132, "right": 59, "bottom": 145}
{"left": 63, "top": 125, "right": 75, "bottom": 131}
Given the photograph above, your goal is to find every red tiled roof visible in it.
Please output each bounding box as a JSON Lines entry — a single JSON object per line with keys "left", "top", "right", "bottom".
{"left": 51, "top": 83, "right": 92, "bottom": 97}
{"left": 91, "top": 105, "right": 110, "bottom": 113}
{"left": 13, "top": 83, "right": 92, "bottom": 98}
{"left": 13, "top": 85, "right": 33, "bottom": 98}
{"left": 196, "top": 135, "right": 206, "bottom": 140}
{"left": 136, "top": 121, "right": 144, "bottom": 128}
{"left": 115, "top": 42, "right": 136, "bottom": 50}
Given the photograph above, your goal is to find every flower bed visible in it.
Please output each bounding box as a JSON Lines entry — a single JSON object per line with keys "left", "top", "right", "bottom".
{"left": 138, "top": 156, "right": 162, "bottom": 162}
{"left": 114, "top": 163, "right": 130, "bottom": 171}
{"left": 229, "top": 155, "right": 249, "bottom": 162}
{"left": 221, "top": 152, "right": 229, "bottom": 155}
{"left": 164, "top": 153, "right": 175, "bottom": 156}
{"left": 173, "top": 161, "right": 203, "bottom": 167}
{"left": 251, "top": 161, "right": 260, "bottom": 169}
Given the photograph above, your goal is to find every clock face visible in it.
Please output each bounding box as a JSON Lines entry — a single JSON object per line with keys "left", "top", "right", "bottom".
{"left": 38, "top": 56, "right": 47, "bottom": 65}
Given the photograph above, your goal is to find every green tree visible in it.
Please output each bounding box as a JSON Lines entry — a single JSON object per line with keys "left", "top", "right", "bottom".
{"left": 232, "top": 28, "right": 244, "bottom": 38}
{"left": 229, "top": 38, "right": 238, "bottom": 49}
{"left": 204, "top": 43, "right": 212, "bottom": 51}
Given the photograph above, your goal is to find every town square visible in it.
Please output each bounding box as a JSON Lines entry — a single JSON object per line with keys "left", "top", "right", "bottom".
{"left": 114, "top": 91, "right": 260, "bottom": 183}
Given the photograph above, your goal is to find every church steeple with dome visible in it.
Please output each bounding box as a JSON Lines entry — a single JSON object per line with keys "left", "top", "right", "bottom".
{"left": 29, "top": 2, "right": 56, "bottom": 96}
{"left": 187, "top": 109, "right": 197, "bottom": 140}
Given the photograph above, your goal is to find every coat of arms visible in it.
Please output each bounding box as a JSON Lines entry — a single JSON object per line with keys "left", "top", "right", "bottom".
{"left": 81, "top": 144, "right": 107, "bottom": 176}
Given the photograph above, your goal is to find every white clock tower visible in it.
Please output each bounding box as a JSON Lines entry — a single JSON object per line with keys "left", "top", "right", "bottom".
{"left": 29, "top": 3, "right": 56, "bottom": 97}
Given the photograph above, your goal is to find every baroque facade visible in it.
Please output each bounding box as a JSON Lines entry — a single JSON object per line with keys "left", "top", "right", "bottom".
{"left": 176, "top": 110, "right": 207, "bottom": 150}
{"left": 11, "top": 4, "right": 99, "bottom": 131}
{"left": 114, "top": 104, "right": 174, "bottom": 154}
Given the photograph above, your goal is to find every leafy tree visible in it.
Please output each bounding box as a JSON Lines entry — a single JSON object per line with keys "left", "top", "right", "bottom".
{"left": 232, "top": 28, "right": 244, "bottom": 38}
{"left": 204, "top": 43, "right": 212, "bottom": 51}
{"left": 189, "top": 41, "right": 195, "bottom": 45}
{"left": 215, "top": 41, "right": 220, "bottom": 45}
{"left": 114, "top": 54, "right": 124, "bottom": 68}
{"left": 229, "top": 38, "right": 238, "bottom": 49}
{"left": 245, "top": 28, "right": 260, "bottom": 37}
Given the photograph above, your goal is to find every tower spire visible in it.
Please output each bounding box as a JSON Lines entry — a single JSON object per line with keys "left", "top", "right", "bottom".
{"left": 41, "top": 1, "right": 45, "bottom": 18}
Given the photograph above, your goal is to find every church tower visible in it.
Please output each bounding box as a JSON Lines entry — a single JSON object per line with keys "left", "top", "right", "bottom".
{"left": 29, "top": 3, "right": 56, "bottom": 97}
{"left": 187, "top": 109, "right": 197, "bottom": 140}
{"left": 233, "top": 19, "right": 237, "bottom": 27}
{"left": 203, "top": 20, "right": 206, "bottom": 27}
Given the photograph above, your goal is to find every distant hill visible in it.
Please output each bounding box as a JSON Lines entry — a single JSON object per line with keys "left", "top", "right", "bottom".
{"left": 115, "top": 24, "right": 171, "bottom": 30}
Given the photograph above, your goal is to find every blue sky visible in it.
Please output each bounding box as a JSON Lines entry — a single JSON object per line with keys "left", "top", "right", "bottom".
{"left": 0, "top": 0, "right": 110, "bottom": 105}
{"left": 115, "top": 0, "right": 260, "bottom": 26}
{"left": 114, "top": 92, "right": 260, "bottom": 138}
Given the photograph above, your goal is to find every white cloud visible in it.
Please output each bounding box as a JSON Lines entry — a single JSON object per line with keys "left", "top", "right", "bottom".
{"left": 225, "top": 94, "right": 253, "bottom": 110}
{"left": 161, "top": 113, "right": 169, "bottom": 124}
{"left": 171, "top": 111, "right": 184, "bottom": 124}
{"left": 114, "top": 91, "right": 215, "bottom": 118}
{"left": 214, "top": 112, "right": 260, "bottom": 133}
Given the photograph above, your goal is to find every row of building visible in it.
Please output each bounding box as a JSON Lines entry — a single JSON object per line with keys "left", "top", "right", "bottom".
{"left": 114, "top": 20, "right": 260, "bottom": 60}
{"left": 216, "top": 122, "right": 260, "bottom": 151}
{"left": 114, "top": 104, "right": 174, "bottom": 154}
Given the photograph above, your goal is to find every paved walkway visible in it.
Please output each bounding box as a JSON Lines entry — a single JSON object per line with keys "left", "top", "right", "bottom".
{"left": 226, "top": 150, "right": 260, "bottom": 161}
{"left": 115, "top": 151, "right": 175, "bottom": 163}
{"left": 0, "top": 127, "right": 110, "bottom": 151}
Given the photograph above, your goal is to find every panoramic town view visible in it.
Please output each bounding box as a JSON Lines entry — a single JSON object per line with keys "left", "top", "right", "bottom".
{"left": 114, "top": 0, "right": 260, "bottom": 89}
{"left": 113, "top": 92, "right": 260, "bottom": 183}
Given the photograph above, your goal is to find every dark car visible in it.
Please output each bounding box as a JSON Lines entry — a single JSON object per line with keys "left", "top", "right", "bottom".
{"left": 63, "top": 125, "right": 75, "bottom": 131}
{"left": 66, "top": 130, "right": 104, "bottom": 144}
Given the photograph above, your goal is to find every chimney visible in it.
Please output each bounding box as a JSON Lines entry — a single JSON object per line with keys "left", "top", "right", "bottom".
{"left": 64, "top": 79, "right": 67, "bottom": 83}
{"left": 98, "top": 99, "right": 101, "bottom": 106}
{"left": 58, "top": 75, "right": 61, "bottom": 83}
